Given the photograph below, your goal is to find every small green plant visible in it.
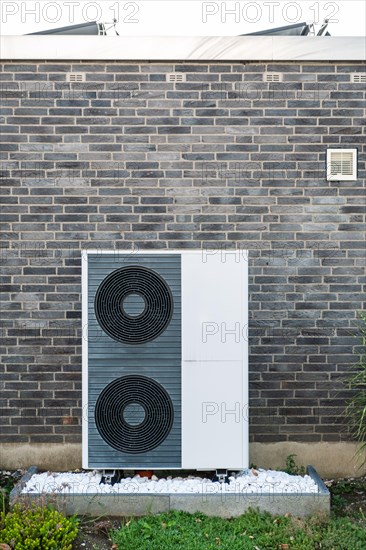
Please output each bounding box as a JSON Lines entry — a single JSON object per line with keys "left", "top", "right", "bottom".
{"left": 0, "top": 503, "right": 78, "bottom": 550}
{"left": 0, "top": 473, "right": 18, "bottom": 515}
{"left": 284, "top": 454, "right": 306, "bottom": 476}
{"left": 329, "top": 476, "right": 366, "bottom": 517}
{"left": 0, "top": 489, "right": 7, "bottom": 517}
{"left": 345, "top": 312, "right": 366, "bottom": 466}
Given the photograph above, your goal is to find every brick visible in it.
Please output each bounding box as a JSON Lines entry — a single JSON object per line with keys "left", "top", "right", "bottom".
{"left": 1, "top": 60, "right": 364, "bottom": 446}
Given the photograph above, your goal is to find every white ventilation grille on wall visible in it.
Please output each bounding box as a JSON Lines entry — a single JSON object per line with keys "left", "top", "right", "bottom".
{"left": 167, "top": 73, "right": 186, "bottom": 83}
{"left": 264, "top": 72, "right": 283, "bottom": 82}
{"left": 327, "top": 149, "right": 357, "bottom": 181}
{"left": 351, "top": 73, "right": 366, "bottom": 83}
{"left": 66, "top": 73, "right": 86, "bottom": 82}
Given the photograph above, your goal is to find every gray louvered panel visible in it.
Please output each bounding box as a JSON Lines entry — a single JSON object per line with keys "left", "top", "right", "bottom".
{"left": 87, "top": 253, "right": 181, "bottom": 468}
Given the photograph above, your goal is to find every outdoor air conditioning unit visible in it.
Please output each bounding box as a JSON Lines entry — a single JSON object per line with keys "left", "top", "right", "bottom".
{"left": 82, "top": 250, "right": 248, "bottom": 471}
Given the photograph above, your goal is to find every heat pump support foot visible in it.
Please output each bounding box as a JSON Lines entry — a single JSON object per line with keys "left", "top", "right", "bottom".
{"left": 214, "top": 470, "right": 229, "bottom": 484}
{"left": 101, "top": 470, "right": 117, "bottom": 485}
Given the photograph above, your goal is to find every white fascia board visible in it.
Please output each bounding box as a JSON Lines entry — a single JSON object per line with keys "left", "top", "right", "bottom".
{"left": 1, "top": 35, "right": 365, "bottom": 61}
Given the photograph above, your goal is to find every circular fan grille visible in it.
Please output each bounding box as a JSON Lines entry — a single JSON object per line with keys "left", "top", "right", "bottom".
{"left": 94, "top": 266, "right": 173, "bottom": 344}
{"left": 94, "top": 375, "right": 174, "bottom": 453}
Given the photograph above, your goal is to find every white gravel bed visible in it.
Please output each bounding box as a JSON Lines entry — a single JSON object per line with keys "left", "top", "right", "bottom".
{"left": 21, "top": 468, "right": 319, "bottom": 495}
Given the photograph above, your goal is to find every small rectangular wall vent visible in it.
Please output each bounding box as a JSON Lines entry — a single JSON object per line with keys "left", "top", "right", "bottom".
{"left": 264, "top": 72, "right": 283, "bottom": 82}
{"left": 351, "top": 73, "right": 366, "bottom": 83}
{"left": 327, "top": 148, "right": 357, "bottom": 181}
{"left": 66, "top": 73, "right": 86, "bottom": 82}
{"left": 167, "top": 73, "right": 186, "bottom": 83}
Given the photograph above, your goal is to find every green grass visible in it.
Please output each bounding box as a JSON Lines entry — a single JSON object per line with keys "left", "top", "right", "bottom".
{"left": 110, "top": 508, "right": 366, "bottom": 550}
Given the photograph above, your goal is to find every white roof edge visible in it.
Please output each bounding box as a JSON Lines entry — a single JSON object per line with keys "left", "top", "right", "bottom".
{"left": 0, "top": 36, "right": 365, "bottom": 61}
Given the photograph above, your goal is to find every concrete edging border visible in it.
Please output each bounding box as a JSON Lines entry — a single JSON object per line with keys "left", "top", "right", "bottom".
{"left": 9, "top": 465, "right": 330, "bottom": 518}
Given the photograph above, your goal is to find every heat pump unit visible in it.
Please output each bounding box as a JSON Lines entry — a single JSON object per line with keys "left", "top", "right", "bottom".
{"left": 82, "top": 250, "right": 248, "bottom": 470}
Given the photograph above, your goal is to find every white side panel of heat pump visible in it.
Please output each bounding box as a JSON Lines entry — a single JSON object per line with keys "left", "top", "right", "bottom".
{"left": 182, "top": 361, "right": 247, "bottom": 469}
{"left": 182, "top": 252, "right": 248, "bottom": 469}
{"left": 182, "top": 252, "right": 247, "bottom": 361}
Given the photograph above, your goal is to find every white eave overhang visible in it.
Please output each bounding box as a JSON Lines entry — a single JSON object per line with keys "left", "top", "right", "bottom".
{"left": 0, "top": 35, "right": 365, "bottom": 61}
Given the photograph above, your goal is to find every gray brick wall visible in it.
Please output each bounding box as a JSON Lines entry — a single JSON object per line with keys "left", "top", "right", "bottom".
{"left": 0, "top": 61, "right": 365, "bottom": 447}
